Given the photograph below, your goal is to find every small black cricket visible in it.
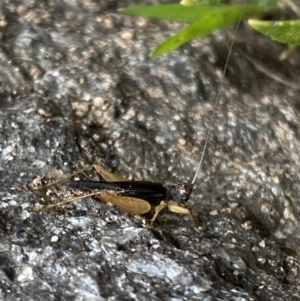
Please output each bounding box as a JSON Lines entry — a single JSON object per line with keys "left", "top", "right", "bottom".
{"left": 31, "top": 164, "right": 197, "bottom": 229}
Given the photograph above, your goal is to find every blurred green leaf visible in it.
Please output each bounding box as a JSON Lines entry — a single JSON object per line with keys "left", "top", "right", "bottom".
{"left": 184, "top": 0, "right": 278, "bottom": 5}
{"left": 180, "top": 0, "right": 227, "bottom": 6}
{"left": 151, "top": 4, "right": 266, "bottom": 56}
{"left": 120, "top": 4, "right": 224, "bottom": 23}
{"left": 248, "top": 19, "right": 300, "bottom": 45}
{"left": 120, "top": 2, "right": 279, "bottom": 57}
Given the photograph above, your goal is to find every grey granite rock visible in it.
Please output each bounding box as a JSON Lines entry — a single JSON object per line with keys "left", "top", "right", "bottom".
{"left": 1, "top": 1, "right": 300, "bottom": 300}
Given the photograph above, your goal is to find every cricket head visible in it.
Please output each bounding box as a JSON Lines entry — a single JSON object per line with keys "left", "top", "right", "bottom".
{"left": 165, "top": 183, "right": 194, "bottom": 204}
{"left": 179, "top": 183, "right": 194, "bottom": 204}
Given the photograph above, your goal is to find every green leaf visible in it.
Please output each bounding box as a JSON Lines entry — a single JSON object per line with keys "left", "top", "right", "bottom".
{"left": 151, "top": 4, "right": 265, "bottom": 56}
{"left": 180, "top": 0, "right": 227, "bottom": 6}
{"left": 119, "top": 4, "right": 230, "bottom": 23}
{"left": 181, "top": 0, "right": 278, "bottom": 5}
{"left": 248, "top": 19, "right": 300, "bottom": 45}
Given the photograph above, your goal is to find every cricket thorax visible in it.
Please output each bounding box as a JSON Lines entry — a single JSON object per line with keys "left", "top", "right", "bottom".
{"left": 164, "top": 183, "right": 194, "bottom": 203}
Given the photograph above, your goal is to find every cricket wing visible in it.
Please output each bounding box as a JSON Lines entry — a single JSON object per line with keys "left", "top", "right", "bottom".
{"left": 99, "top": 191, "right": 151, "bottom": 215}
{"left": 93, "top": 164, "right": 128, "bottom": 182}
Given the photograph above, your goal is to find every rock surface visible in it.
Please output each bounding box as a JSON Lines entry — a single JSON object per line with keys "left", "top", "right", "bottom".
{"left": 1, "top": 1, "right": 300, "bottom": 300}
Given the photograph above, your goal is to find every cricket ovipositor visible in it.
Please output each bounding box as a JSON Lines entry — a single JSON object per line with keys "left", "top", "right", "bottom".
{"left": 30, "top": 9, "right": 245, "bottom": 230}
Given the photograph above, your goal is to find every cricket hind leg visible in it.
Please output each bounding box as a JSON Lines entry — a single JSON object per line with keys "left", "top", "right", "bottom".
{"left": 31, "top": 192, "right": 102, "bottom": 212}
{"left": 93, "top": 164, "right": 128, "bottom": 182}
{"left": 30, "top": 164, "right": 130, "bottom": 212}
{"left": 30, "top": 163, "right": 127, "bottom": 191}
{"left": 29, "top": 165, "right": 95, "bottom": 190}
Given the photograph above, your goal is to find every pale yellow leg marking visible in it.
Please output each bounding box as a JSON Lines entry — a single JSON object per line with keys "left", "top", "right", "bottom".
{"left": 167, "top": 203, "right": 197, "bottom": 229}
{"left": 150, "top": 201, "right": 168, "bottom": 225}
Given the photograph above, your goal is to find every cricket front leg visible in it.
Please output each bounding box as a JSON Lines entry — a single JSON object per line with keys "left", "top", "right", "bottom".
{"left": 150, "top": 201, "right": 168, "bottom": 225}
{"left": 167, "top": 203, "right": 198, "bottom": 231}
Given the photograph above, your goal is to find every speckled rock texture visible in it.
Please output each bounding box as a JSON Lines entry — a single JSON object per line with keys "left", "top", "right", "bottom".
{"left": 1, "top": 1, "right": 300, "bottom": 300}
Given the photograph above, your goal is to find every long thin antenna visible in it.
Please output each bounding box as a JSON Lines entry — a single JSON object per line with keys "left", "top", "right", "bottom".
{"left": 191, "top": 5, "right": 247, "bottom": 185}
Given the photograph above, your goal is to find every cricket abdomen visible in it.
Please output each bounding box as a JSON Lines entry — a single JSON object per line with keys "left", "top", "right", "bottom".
{"left": 70, "top": 180, "right": 116, "bottom": 191}
{"left": 69, "top": 180, "right": 168, "bottom": 206}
